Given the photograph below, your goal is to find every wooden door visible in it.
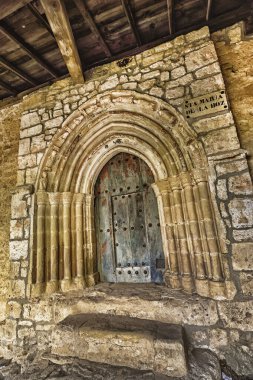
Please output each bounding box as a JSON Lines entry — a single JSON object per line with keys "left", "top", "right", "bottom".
{"left": 95, "top": 153, "right": 164, "bottom": 283}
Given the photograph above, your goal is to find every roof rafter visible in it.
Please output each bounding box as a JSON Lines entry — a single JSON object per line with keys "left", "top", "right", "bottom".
{"left": 27, "top": 3, "right": 55, "bottom": 38}
{"left": 167, "top": 0, "right": 174, "bottom": 34}
{"left": 0, "top": 56, "right": 37, "bottom": 86}
{"left": 0, "top": 0, "right": 33, "bottom": 20}
{"left": 206, "top": 0, "right": 213, "bottom": 21}
{"left": 0, "top": 22, "right": 58, "bottom": 78}
{"left": 74, "top": 0, "right": 111, "bottom": 57}
{"left": 0, "top": 78, "right": 17, "bottom": 96}
{"left": 121, "top": 0, "right": 141, "bottom": 46}
{"left": 40, "top": 0, "right": 84, "bottom": 84}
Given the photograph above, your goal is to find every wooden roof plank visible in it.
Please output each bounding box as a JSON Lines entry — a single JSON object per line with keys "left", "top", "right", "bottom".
{"left": 206, "top": 0, "right": 213, "bottom": 21}
{"left": 121, "top": 0, "right": 141, "bottom": 46}
{"left": 41, "top": 0, "right": 84, "bottom": 84}
{"left": 0, "top": 0, "right": 33, "bottom": 21}
{"left": 0, "top": 22, "right": 58, "bottom": 78}
{"left": 0, "top": 78, "right": 17, "bottom": 95}
{"left": 74, "top": 0, "right": 111, "bottom": 57}
{"left": 27, "top": 3, "right": 55, "bottom": 38}
{"left": 0, "top": 56, "right": 37, "bottom": 86}
{"left": 167, "top": 0, "right": 174, "bottom": 34}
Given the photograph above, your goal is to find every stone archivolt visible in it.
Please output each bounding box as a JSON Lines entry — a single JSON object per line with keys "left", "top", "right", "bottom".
{"left": 32, "top": 90, "right": 230, "bottom": 299}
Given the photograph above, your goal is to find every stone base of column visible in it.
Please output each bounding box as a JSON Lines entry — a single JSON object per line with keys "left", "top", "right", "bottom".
{"left": 181, "top": 275, "right": 195, "bottom": 294}
{"left": 209, "top": 280, "right": 226, "bottom": 300}
{"left": 60, "top": 279, "right": 73, "bottom": 293}
{"left": 74, "top": 276, "right": 86, "bottom": 290}
{"left": 164, "top": 271, "right": 181, "bottom": 289}
{"left": 46, "top": 280, "right": 59, "bottom": 295}
{"left": 195, "top": 278, "right": 209, "bottom": 298}
{"left": 86, "top": 272, "right": 99, "bottom": 287}
{"left": 31, "top": 282, "right": 46, "bottom": 298}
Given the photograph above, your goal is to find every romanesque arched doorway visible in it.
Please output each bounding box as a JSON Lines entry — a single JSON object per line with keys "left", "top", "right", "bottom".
{"left": 95, "top": 153, "right": 165, "bottom": 284}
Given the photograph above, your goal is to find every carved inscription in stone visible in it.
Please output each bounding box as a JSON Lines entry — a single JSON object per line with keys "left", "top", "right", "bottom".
{"left": 184, "top": 90, "right": 228, "bottom": 119}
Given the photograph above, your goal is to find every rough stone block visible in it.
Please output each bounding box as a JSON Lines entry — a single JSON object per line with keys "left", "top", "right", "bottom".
{"left": 239, "top": 272, "right": 253, "bottom": 296}
{"left": 165, "top": 86, "right": 184, "bottom": 99}
{"left": 185, "top": 27, "right": 210, "bottom": 43}
{"left": 201, "top": 127, "right": 240, "bottom": 155}
{"left": 209, "top": 328, "right": 228, "bottom": 350}
{"left": 7, "top": 301, "right": 22, "bottom": 319}
{"left": 232, "top": 243, "right": 253, "bottom": 270}
{"left": 31, "top": 135, "right": 46, "bottom": 153}
{"left": 9, "top": 240, "right": 28, "bottom": 260}
{"left": 21, "top": 112, "right": 40, "bottom": 129}
{"left": 190, "top": 74, "right": 225, "bottom": 97}
{"left": 10, "top": 219, "right": 23, "bottom": 240}
{"left": 185, "top": 43, "right": 217, "bottom": 72}
{"left": 215, "top": 159, "right": 248, "bottom": 176}
{"left": 18, "top": 138, "right": 30, "bottom": 156}
{"left": 229, "top": 199, "right": 253, "bottom": 228}
{"left": 18, "top": 154, "right": 37, "bottom": 170}
{"left": 216, "top": 179, "right": 227, "bottom": 200}
{"left": 218, "top": 301, "right": 253, "bottom": 331}
{"left": 45, "top": 116, "right": 64, "bottom": 130}
{"left": 20, "top": 124, "right": 42, "bottom": 138}
{"left": 195, "top": 62, "right": 221, "bottom": 78}
{"left": 192, "top": 113, "right": 234, "bottom": 134}
{"left": 11, "top": 279, "right": 26, "bottom": 298}
{"left": 23, "top": 302, "right": 53, "bottom": 322}
{"left": 171, "top": 66, "right": 186, "bottom": 79}
{"left": 233, "top": 228, "right": 253, "bottom": 241}
{"left": 100, "top": 75, "right": 119, "bottom": 91}
{"left": 228, "top": 173, "right": 253, "bottom": 195}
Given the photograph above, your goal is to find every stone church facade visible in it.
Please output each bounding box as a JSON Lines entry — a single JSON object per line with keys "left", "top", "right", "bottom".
{"left": 0, "top": 24, "right": 253, "bottom": 379}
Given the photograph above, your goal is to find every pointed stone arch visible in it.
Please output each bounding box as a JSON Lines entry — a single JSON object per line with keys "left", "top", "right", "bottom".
{"left": 32, "top": 90, "right": 228, "bottom": 299}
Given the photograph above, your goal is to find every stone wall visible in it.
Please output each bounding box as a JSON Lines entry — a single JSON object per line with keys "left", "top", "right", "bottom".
{"left": 212, "top": 23, "right": 253, "bottom": 179}
{"left": 0, "top": 24, "right": 252, "bottom": 378}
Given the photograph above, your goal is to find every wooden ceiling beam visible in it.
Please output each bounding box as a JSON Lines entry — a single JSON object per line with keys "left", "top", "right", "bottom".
{"left": 41, "top": 0, "right": 84, "bottom": 84}
{"left": 27, "top": 3, "right": 55, "bottom": 38}
{"left": 74, "top": 0, "right": 111, "bottom": 58}
{"left": 0, "top": 22, "right": 58, "bottom": 78}
{"left": 0, "top": 78, "right": 17, "bottom": 96}
{"left": 167, "top": 0, "right": 174, "bottom": 34}
{"left": 206, "top": 0, "right": 213, "bottom": 21}
{"left": 0, "top": 56, "right": 37, "bottom": 86}
{"left": 121, "top": 0, "right": 141, "bottom": 46}
{"left": 0, "top": 0, "right": 33, "bottom": 21}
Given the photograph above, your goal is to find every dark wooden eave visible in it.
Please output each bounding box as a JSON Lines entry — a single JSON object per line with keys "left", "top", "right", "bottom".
{"left": 0, "top": 0, "right": 252, "bottom": 100}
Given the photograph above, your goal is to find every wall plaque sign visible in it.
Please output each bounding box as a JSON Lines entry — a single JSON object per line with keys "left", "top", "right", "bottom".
{"left": 184, "top": 90, "right": 229, "bottom": 119}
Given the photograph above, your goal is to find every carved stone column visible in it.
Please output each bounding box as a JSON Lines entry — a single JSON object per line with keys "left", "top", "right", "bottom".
{"left": 170, "top": 176, "right": 194, "bottom": 293}
{"left": 61, "top": 192, "right": 73, "bottom": 291}
{"left": 47, "top": 192, "right": 60, "bottom": 294}
{"left": 84, "top": 194, "right": 97, "bottom": 286}
{"left": 73, "top": 193, "right": 85, "bottom": 288}
{"left": 153, "top": 180, "right": 181, "bottom": 289}
{"left": 35, "top": 191, "right": 48, "bottom": 294}
{"left": 193, "top": 169, "right": 225, "bottom": 297}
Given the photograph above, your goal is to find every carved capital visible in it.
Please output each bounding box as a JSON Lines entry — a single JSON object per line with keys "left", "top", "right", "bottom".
{"left": 192, "top": 168, "right": 208, "bottom": 184}
{"left": 169, "top": 176, "right": 181, "bottom": 191}
{"left": 36, "top": 191, "right": 48, "bottom": 205}
{"left": 73, "top": 193, "right": 85, "bottom": 203}
{"left": 179, "top": 172, "right": 192, "bottom": 188}
{"left": 48, "top": 192, "right": 61, "bottom": 205}
{"left": 61, "top": 192, "right": 73, "bottom": 204}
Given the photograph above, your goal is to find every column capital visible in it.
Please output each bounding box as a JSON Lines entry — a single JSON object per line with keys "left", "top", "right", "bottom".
{"left": 179, "top": 172, "right": 193, "bottom": 188}
{"left": 169, "top": 176, "right": 181, "bottom": 191}
{"left": 36, "top": 190, "right": 48, "bottom": 205}
{"left": 73, "top": 193, "right": 85, "bottom": 203}
{"left": 48, "top": 192, "right": 61, "bottom": 205}
{"left": 152, "top": 179, "right": 170, "bottom": 194}
{"left": 61, "top": 192, "right": 73, "bottom": 204}
{"left": 192, "top": 169, "right": 208, "bottom": 184}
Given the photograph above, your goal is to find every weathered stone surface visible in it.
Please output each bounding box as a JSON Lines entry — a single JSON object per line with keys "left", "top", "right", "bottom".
{"left": 216, "top": 179, "right": 227, "bottom": 200}
{"left": 233, "top": 228, "right": 253, "bottom": 241}
{"left": 23, "top": 302, "right": 54, "bottom": 322}
{"left": 190, "top": 74, "right": 225, "bottom": 97}
{"left": 20, "top": 124, "right": 43, "bottom": 138}
{"left": 215, "top": 159, "right": 248, "bottom": 176}
{"left": 9, "top": 240, "right": 28, "bottom": 260}
{"left": 18, "top": 138, "right": 30, "bottom": 156}
{"left": 21, "top": 112, "right": 41, "bottom": 129}
{"left": 185, "top": 26, "right": 209, "bottom": 43}
{"left": 232, "top": 243, "right": 253, "bottom": 270}
{"left": 192, "top": 112, "right": 233, "bottom": 134}
{"left": 7, "top": 301, "right": 22, "bottom": 319}
{"left": 228, "top": 173, "right": 253, "bottom": 195}
{"left": 239, "top": 272, "right": 253, "bottom": 296}
{"left": 185, "top": 44, "right": 217, "bottom": 72}
{"left": 218, "top": 301, "right": 253, "bottom": 331}
{"left": 229, "top": 199, "right": 253, "bottom": 228}
{"left": 201, "top": 127, "right": 240, "bottom": 155}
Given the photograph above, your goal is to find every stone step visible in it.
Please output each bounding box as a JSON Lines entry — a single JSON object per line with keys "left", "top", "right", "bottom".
{"left": 51, "top": 314, "right": 187, "bottom": 378}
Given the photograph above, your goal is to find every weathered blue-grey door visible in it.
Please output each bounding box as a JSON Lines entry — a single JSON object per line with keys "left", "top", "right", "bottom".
{"left": 95, "top": 153, "right": 164, "bottom": 283}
